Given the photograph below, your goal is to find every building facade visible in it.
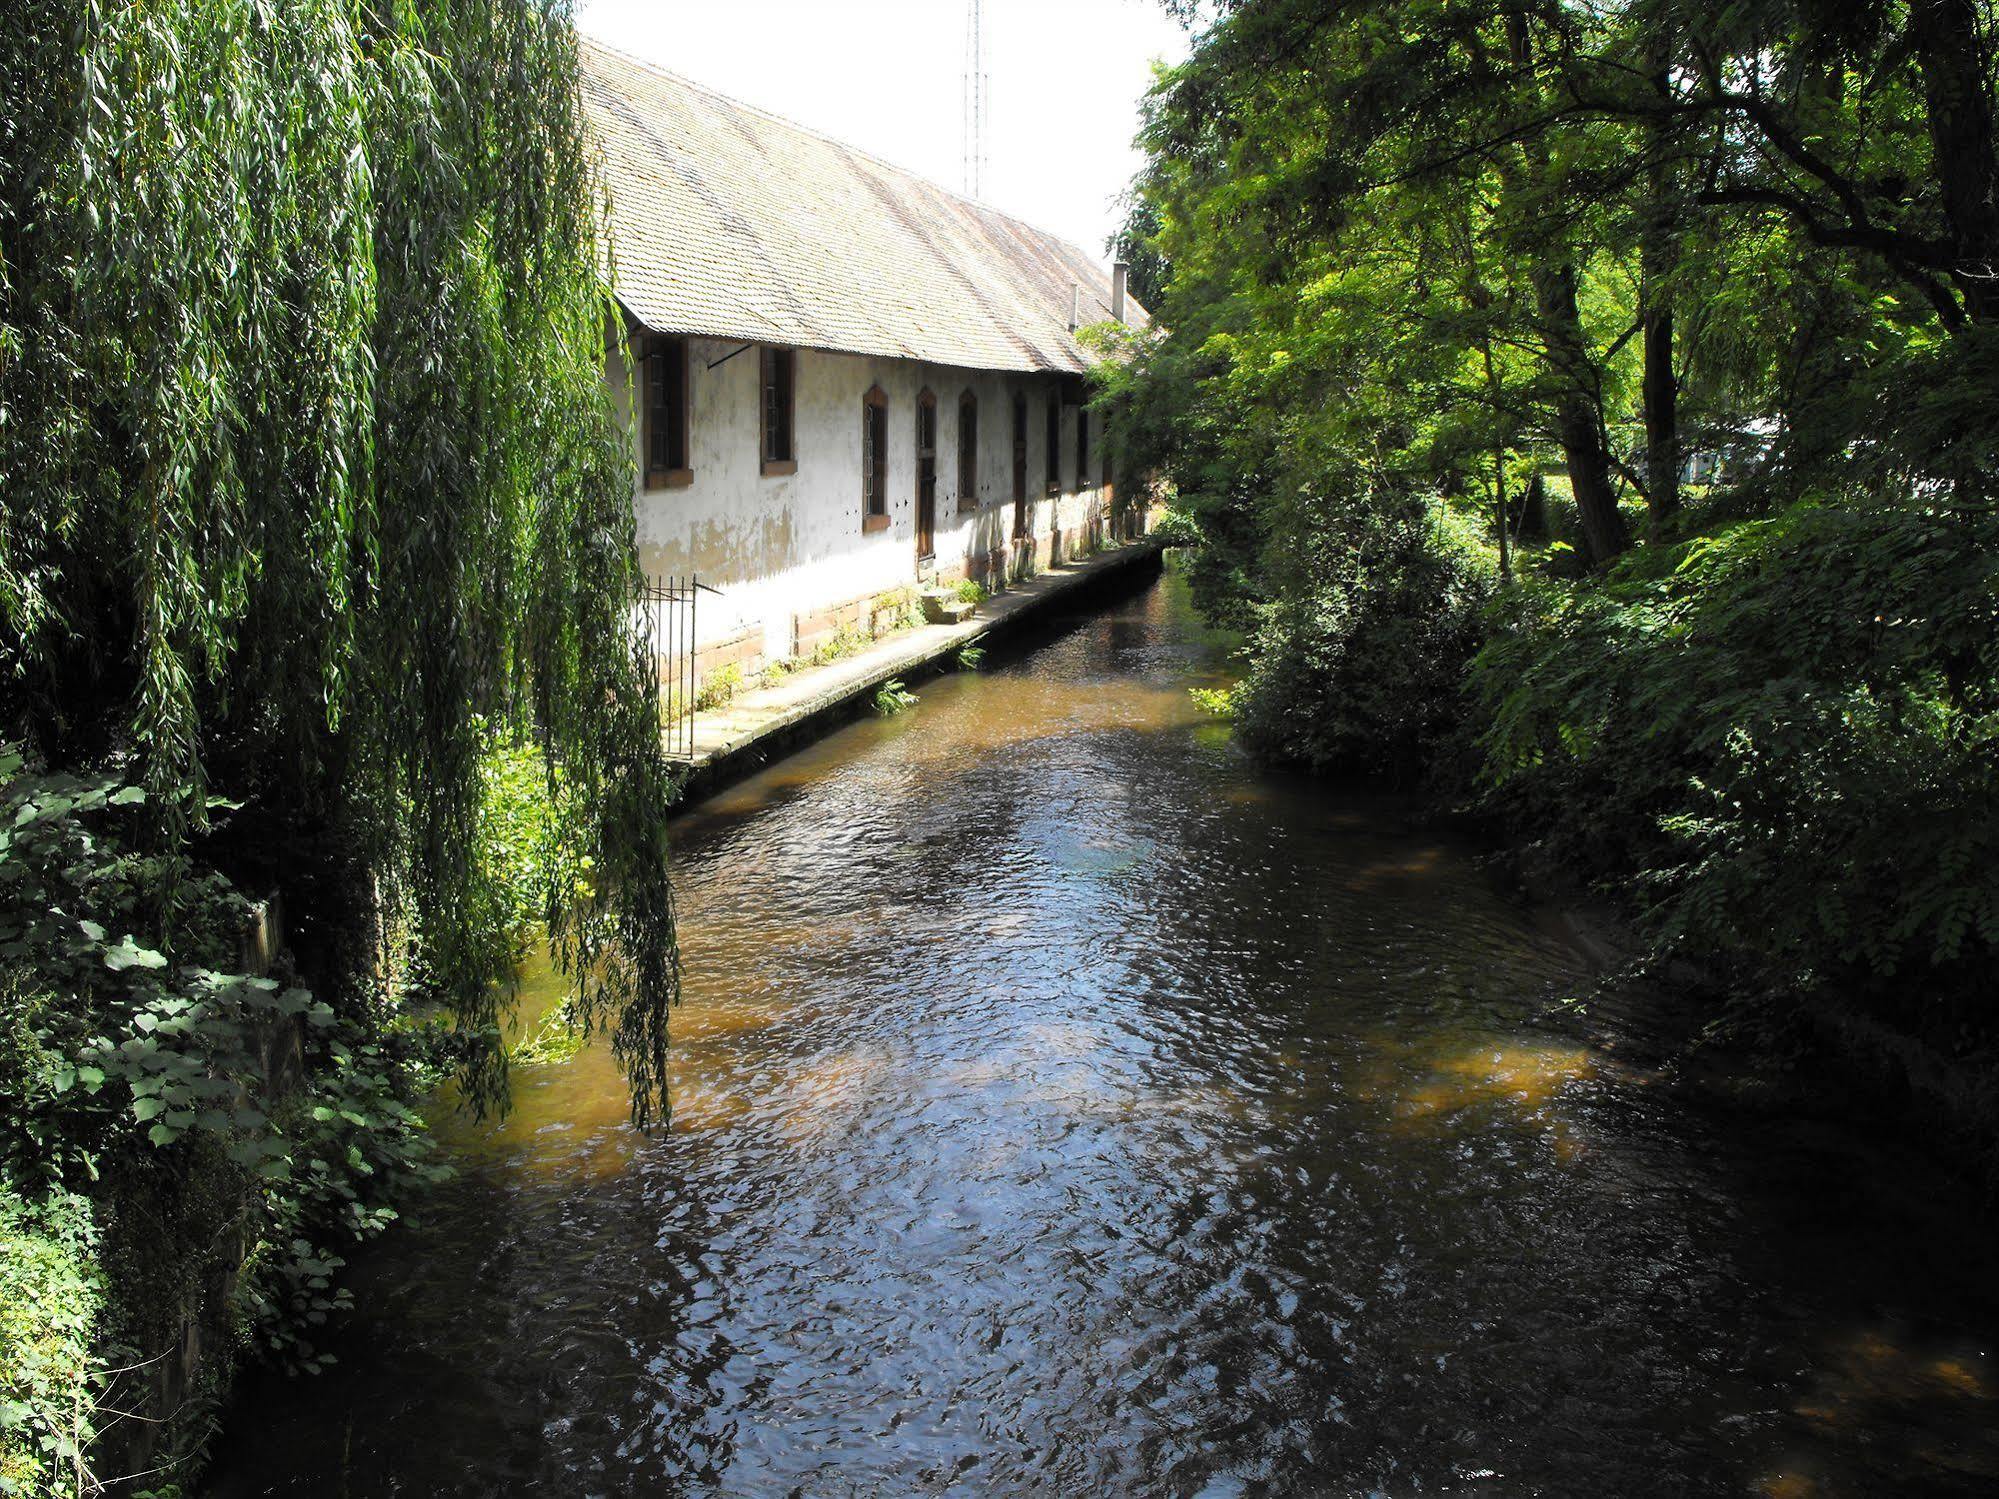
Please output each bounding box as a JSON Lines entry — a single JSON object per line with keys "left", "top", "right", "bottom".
{"left": 581, "top": 40, "right": 1144, "bottom": 685}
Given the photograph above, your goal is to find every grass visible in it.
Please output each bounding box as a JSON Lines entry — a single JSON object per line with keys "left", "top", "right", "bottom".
{"left": 693, "top": 662, "right": 744, "bottom": 711}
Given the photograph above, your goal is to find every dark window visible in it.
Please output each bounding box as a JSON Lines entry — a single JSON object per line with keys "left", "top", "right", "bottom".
{"left": 1076, "top": 407, "right": 1090, "bottom": 493}
{"left": 915, "top": 388, "right": 938, "bottom": 558}
{"left": 760, "top": 346, "right": 796, "bottom": 473}
{"left": 1012, "top": 392, "right": 1029, "bottom": 536}
{"left": 642, "top": 335, "right": 690, "bottom": 489}
{"left": 862, "top": 385, "right": 888, "bottom": 530}
{"left": 957, "top": 391, "right": 978, "bottom": 511}
{"left": 1045, "top": 392, "right": 1061, "bottom": 496}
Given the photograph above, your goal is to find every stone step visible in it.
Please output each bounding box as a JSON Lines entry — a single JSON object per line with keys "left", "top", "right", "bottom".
{"left": 919, "top": 590, "right": 977, "bottom": 625}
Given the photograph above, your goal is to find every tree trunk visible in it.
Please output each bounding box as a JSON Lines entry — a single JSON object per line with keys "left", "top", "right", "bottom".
{"left": 1909, "top": 0, "right": 1999, "bottom": 324}
{"left": 1503, "top": 5, "right": 1631, "bottom": 567}
{"left": 1642, "top": 291, "right": 1678, "bottom": 521}
{"left": 1640, "top": 33, "right": 1680, "bottom": 523}
{"left": 1477, "top": 336, "right": 1513, "bottom": 581}
{"left": 1534, "top": 262, "right": 1631, "bottom": 567}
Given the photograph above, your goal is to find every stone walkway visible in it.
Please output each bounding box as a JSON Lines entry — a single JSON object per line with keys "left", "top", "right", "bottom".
{"left": 670, "top": 538, "right": 1164, "bottom": 801}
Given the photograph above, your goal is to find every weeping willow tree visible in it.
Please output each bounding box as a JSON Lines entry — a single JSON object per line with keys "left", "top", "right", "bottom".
{"left": 0, "top": 0, "right": 677, "bottom": 1121}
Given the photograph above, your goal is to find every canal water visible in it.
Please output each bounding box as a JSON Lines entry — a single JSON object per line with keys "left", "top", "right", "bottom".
{"left": 210, "top": 566, "right": 1998, "bottom": 1497}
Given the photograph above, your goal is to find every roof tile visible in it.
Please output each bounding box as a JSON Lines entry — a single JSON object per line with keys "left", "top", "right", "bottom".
{"left": 580, "top": 38, "right": 1146, "bottom": 373}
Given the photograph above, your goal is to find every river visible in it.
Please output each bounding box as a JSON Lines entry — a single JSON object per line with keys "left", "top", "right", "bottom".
{"left": 209, "top": 565, "right": 1998, "bottom": 1497}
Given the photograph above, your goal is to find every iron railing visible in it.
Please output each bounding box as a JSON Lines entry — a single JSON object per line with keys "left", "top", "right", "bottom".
{"left": 640, "top": 575, "right": 720, "bottom": 761}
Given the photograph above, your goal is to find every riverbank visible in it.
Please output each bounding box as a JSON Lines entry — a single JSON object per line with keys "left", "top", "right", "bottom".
{"left": 669, "top": 537, "right": 1164, "bottom": 806}
{"left": 1482, "top": 831, "right": 1999, "bottom": 1199}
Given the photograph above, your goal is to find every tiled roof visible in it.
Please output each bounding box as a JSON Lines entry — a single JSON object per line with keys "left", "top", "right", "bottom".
{"left": 579, "top": 38, "right": 1146, "bottom": 374}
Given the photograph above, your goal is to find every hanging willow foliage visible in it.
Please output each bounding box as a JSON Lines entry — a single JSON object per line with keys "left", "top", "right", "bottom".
{"left": 0, "top": 0, "right": 679, "bottom": 1122}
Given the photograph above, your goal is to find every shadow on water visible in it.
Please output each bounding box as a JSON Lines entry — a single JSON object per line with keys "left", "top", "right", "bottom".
{"left": 207, "top": 567, "right": 1999, "bottom": 1498}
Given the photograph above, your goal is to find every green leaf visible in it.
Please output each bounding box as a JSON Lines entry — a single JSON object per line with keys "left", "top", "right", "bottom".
{"left": 104, "top": 937, "right": 168, "bottom": 971}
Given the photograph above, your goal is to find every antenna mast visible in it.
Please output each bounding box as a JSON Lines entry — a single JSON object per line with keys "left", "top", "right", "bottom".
{"left": 962, "top": 0, "right": 989, "bottom": 200}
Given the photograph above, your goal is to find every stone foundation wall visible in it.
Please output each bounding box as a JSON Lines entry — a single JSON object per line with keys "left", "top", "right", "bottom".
{"left": 692, "top": 626, "right": 763, "bottom": 690}
{"left": 791, "top": 586, "right": 918, "bottom": 660}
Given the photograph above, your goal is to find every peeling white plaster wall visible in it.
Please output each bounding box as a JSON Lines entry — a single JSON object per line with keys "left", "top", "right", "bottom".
{"left": 609, "top": 334, "right": 1110, "bottom": 665}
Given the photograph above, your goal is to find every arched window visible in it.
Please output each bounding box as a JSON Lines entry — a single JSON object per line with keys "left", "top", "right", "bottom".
{"left": 861, "top": 385, "right": 888, "bottom": 532}
{"left": 957, "top": 390, "right": 979, "bottom": 512}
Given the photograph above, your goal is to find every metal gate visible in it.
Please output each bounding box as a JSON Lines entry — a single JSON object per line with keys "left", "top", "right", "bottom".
{"left": 640, "top": 575, "right": 717, "bottom": 761}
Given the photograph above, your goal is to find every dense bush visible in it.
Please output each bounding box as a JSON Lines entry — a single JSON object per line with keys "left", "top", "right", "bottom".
{"left": 1475, "top": 499, "right": 1999, "bottom": 1031}
{"left": 0, "top": 746, "right": 441, "bottom": 1482}
{"left": 0, "top": 1191, "right": 101, "bottom": 1496}
{"left": 1237, "top": 478, "right": 1498, "bottom": 780}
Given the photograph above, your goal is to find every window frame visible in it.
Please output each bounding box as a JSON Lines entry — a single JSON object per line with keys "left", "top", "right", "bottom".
{"left": 1045, "top": 391, "right": 1061, "bottom": 498}
{"left": 1076, "top": 406, "right": 1090, "bottom": 494}
{"left": 759, "top": 345, "right": 797, "bottom": 476}
{"left": 1012, "top": 391, "right": 1029, "bottom": 537}
{"left": 914, "top": 386, "right": 939, "bottom": 560}
{"left": 640, "top": 334, "right": 692, "bottom": 491}
{"left": 861, "top": 384, "right": 889, "bottom": 532}
{"left": 957, "top": 390, "right": 979, "bottom": 513}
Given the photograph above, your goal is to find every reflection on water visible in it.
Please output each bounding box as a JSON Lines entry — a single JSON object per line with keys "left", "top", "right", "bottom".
{"left": 210, "top": 569, "right": 1999, "bottom": 1497}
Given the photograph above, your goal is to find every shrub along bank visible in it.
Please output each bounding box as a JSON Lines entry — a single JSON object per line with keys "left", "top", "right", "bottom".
{"left": 0, "top": 752, "right": 441, "bottom": 1487}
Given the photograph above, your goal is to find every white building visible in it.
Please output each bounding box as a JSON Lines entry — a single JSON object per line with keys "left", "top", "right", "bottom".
{"left": 580, "top": 40, "right": 1145, "bottom": 684}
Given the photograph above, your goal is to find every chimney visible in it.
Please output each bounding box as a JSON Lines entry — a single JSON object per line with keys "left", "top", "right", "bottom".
{"left": 1112, "top": 261, "right": 1129, "bottom": 325}
{"left": 1069, "top": 282, "right": 1082, "bottom": 333}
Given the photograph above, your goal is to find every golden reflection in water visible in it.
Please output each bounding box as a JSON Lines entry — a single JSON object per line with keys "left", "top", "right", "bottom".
{"left": 1349, "top": 1036, "right": 1596, "bottom": 1123}
{"left": 1761, "top": 1325, "right": 1999, "bottom": 1494}
{"left": 1343, "top": 846, "right": 1447, "bottom": 892}
{"left": 665, "top": 1078, "right": 755, "bottom": 1137}
{"left": 671, "top": 997, "right": 783, "bottom": 1044}
{"left": 435, "top": 1048, "right": 640, "bottom": 1185}
{"left": 1342, "top": 1034, "right": 1597, "bottom": 1164}
{"left": 899, "top": 675, "right": 1210, "bottom": 758}
{"left": 1396, "top": 1041, "right": 1596, "bottom": 1120}
{"left": 1756, "top": 1473, "right": 1817, "bottom": 1499}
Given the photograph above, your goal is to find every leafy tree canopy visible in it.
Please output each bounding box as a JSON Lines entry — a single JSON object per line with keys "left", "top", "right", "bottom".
{"left": 1105, "top": 0, "right": 1999, "bottom": 1057}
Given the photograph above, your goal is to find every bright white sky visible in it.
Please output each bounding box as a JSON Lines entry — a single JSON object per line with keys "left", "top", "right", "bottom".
{"left": 578, "top": 0, "right": 1192, "bottom": 260}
